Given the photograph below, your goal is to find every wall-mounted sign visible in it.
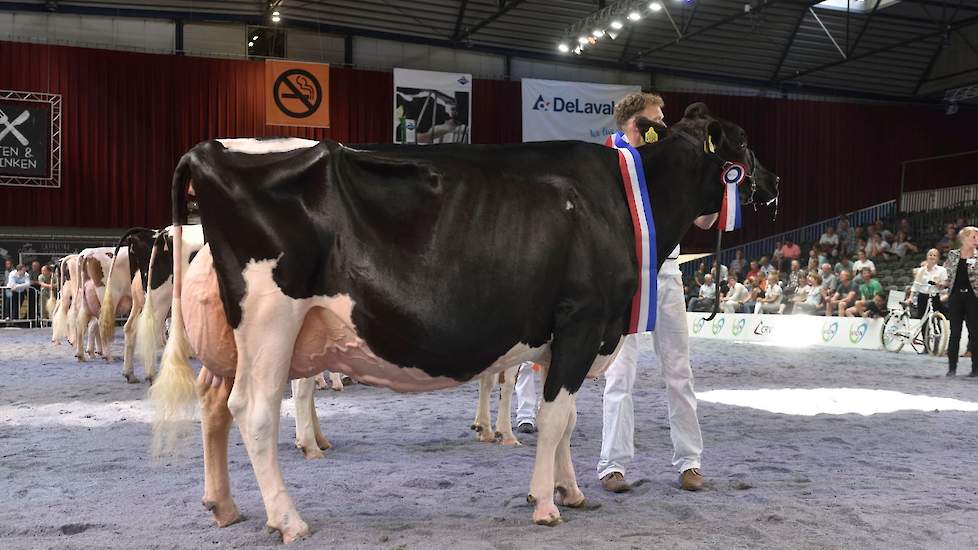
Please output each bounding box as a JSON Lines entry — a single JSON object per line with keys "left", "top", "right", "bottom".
{"left": 0, "top": 90, "right": 61, "bottom": 188}
{"left": 265, "top": 60, "right": 330, "bottom": 128}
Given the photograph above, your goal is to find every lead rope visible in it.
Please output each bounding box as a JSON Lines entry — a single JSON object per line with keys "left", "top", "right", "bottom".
{"left": 703, "top": 227, "right": 723, "bottom": 322}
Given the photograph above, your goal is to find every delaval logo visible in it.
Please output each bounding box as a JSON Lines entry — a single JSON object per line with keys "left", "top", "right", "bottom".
{"left": 822, "top": 321, "right": 839, "bottom": 342}
{"left": 711, "top": 318, "right": 726, "bottom": 335}
{"left": 457, "top": 76, "right": 469, "bottom": 86}
{"left": 692, "top": 317, "right": 705, "bottom": 334}
{"left": 849, "top": 322, "right": 869, "bottom": 343}
{"left": 530, "top": 94, "right": 615, "bottom": 115}
{"left": 731, "top": 318, "right": 747, "bottom": 336}
{"left": 754, "top": 320, "right": 774, "bottom": 336}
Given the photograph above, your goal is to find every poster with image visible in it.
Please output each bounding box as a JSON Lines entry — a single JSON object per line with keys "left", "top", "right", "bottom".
{"left": 393, "top": 68, "right": 471, "bottom": 144}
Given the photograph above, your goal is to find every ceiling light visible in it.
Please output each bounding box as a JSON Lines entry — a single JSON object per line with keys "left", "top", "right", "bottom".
{"left": 627, "top": 11, "right": 642, "bottom": 21}
{"left": 573, "top": 46, "right": 583, "bottom": 55}
{"left": 578, "top": 36, "right": 588, "bottom": 44}
{"left": 586, "top": 35, "right": 598, "bottom": 45}
{"left": 248, "top": 41, "right": 254, "bottom": 47}
{"left": 608, "top": 30, "right": 619, "bottom": 40}
{"left": 649, "top": 2, "right": 663, "bottom": 12}
{"left": 558, "top": 43, "right": 570, "bottom": 53}
{"left": 592, "top": 29, "right": 605, "bottom": 38}
{"left": 610, "top": 20, "right": 623, "bottom": 30}
{"left": 271, "top": 10, "right": 281, "bottom": 22}
{"left": 252, "top": 35, "right": 259, "bottom": 40}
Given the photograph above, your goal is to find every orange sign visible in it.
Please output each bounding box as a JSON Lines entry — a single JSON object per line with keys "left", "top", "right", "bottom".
{"left": 265, "top": 60, "right": 330, "bottom": 128}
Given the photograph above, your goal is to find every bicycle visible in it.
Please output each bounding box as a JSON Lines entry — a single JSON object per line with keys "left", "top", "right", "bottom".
{"left": 880, "top": 283, "right": 949, "bottom": 355}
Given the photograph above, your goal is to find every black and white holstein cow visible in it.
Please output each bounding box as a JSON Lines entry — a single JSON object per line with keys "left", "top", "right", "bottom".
{"left": 152, "top": 103, "right": 778, "bottom": 542}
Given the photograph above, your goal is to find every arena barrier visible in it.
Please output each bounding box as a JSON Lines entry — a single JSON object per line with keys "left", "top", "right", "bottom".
{"left": 1, "top": 286, "right": 48, "bottom": 328}
{"left": 687, "top": 312, "right": 970, "bottom": 356}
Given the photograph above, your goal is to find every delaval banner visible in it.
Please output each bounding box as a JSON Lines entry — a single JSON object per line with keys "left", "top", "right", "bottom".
{"left": 686, "top": 313, "right": 884, "bottom": 351}
{"left": 521, "top": 78, "right": 640, "bottom": 143}
{"left": 393, "top": 68, "right": 471, "bottom": 144}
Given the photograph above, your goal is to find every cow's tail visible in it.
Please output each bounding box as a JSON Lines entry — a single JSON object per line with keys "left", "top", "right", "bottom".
{"left": 136, "top": 232, "right": 166, "bottom": 377}
{"left": 150, "top": 157, "right": 196, "bottom": 458}
{"left": 99, "top": 227, "right": 153, "bottom": 348}
{"left": 51, "top": 258, "right": 69, "bottom": 343}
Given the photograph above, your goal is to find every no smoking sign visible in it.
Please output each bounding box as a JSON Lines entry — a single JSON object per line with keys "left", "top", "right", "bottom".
{"left": 265, "top": 61, "right": 330, "bottom": 128}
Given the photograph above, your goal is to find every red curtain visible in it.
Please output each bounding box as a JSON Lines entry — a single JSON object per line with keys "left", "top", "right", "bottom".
{"left": 1, "top": 40, "right": 976, "bottom": 241}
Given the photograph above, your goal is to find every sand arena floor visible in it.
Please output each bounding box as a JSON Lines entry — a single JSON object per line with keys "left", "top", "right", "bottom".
{"left": 2, "top": 327, "right": 977, "bottom": 549}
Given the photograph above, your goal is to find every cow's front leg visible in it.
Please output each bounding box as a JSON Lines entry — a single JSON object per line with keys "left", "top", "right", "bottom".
{"left": 121, "top": 302, "right": 141, "bottom": 383}
{"left": 197, "top": 367, "right": 241, "bottom": 527}
{"left": 74, "top": 305, "right": 90, "bottom": 361}
{"left": 313, "top": 372, "right": 327, "bottom": 390}
{"left": 495, "top": 366, "right": 520, "bottom": 446}
{"left": 471, "top": 374, "right": 495, "bottom": 442}
{"left": 292, "top": 377, "right": 329, "bottom": 459}
{"left": 228, "top": 299, "right": 309, "bottom": 544}
{"left": 89, "top": 318, "right": 102, "bottom": 358}
{"left": 528, "top": 387, "right": 574, "bottom": 525}
{"left": 554, "top": 393, "right": 585, "bottom": 507}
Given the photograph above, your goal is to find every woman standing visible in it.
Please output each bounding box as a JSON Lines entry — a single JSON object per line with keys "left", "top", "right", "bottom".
{"left": 909, "top": 248, "right": 947, "bottom": 319}
{"left": 942, "top": 228, "right": 978, "bottom": 377}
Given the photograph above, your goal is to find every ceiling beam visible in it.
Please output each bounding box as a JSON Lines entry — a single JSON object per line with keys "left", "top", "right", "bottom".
{"left": 847, "top": 0, "right": 882, "bottom": 56}
{"left": 769, "top": 6, "right": 809, "bottom": 83}
{"left": 451, "top": 0, "right": 528, "bottom": 42}
{"left": 913, "top": 39, "right": 946, "bottom": 95}
{"left": 451, "top": 0, "right": 469, "bottom": 41}
{"left": 776, "top": 12, "right": 978, "bottom": 83}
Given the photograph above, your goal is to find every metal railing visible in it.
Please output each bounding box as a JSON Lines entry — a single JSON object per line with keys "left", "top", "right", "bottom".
{"left": 901, "top": 184, "right": 978, "bottom": 213}
{"left": 1, "top": 286, "right": 49, "bottom": 328}
{"left": 680, "top": 200, "right": 897, "bottom": 279}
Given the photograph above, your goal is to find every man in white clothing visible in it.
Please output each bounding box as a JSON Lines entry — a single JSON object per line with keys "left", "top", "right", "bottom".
{"left": 721, "top": 274, "right": 749, "bottom": 313}
{"left": 597, "top": 91, "right": 716, "bottom": 494}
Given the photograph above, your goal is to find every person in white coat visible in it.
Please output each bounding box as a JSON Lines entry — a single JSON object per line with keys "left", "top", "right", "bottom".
{"left": 596, "top": 92, "right": 716, "bottom": 493}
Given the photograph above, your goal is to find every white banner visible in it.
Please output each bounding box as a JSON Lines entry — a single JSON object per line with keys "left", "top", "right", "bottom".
{"left": 687, "top": 313, "right": 884, "bottom": 350}
{"left": 393, "top": 68, "right": 471, "bottom": 144}
{"left": 521, "top": 78, "right": 640, "bottom": 143}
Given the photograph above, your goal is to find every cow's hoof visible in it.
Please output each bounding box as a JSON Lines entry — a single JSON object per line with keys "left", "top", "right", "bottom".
{"left": 296, "top": 442, "right": 325, "bottom": 460}
{"left": 555, "top": 486, "right": 586, "bottom": 508}
{"left": 123, "top": 373, "right": 139, "bottom": 384}
{"left": 470, "top": 423, "right": 484, "bottom": 432}
{"left": 268, "top": 518, "right": 310, "bottom": 544}
{"left": 532, "top": 502, "right": 562, "bottom": 526}
{"left": 476, "top": 430, "right": 496, "bottom": 443}
{"left": 203, "top": 499, "right": 242, "bottom": 528}
{"left": 144, "top": 374, "right": 155, "bottom": 385}
{"left": 330, "top": 384, "right": 343, "bottom": 392}
{"left": 75, "top": 356, "right": 85, "bottom": 362}
{"left": 496, "top": 433, "right": 521, "bottom": 446}
{"left": 315, "top": 434, "right": 332, "bottom": 451}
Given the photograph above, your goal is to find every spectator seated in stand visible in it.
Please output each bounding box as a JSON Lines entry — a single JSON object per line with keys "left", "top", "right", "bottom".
{"left": 743, "top": 275, "right": 763, "bottom": 313}
{"left": 819, "top": 262, "right": 838, "bottom": 301}
{"left": 865, "top": 233, "right": 890, "bottom": 260}
{"left": 789, "top": 273, "right": 824, "bottom": 315}
{"left": 721, "top": 274, "right": 750, "bottom": 313}
{"left": 782, "top": 259, "right": 803, "bottom": 297}
{"left": 897, "top": 217, "right": 913, "bottom": 243}
{"left": 688, "top": 273, "right": 716, "bottom": 312}
{"left": 862, "top": 292, "right": 888, "bottom": 319}
{"left": 837, "top": 217, "right": 855, "bottom": 258}
{"left": 693, "top": 261, "right": 709, "bottom": 287}
{"left": 845, "top": 267, "right": 883, "bottom": 317}
{"left": 759, "top": 256, "right": 775, "bottom": 277}
{"left": 834, "top": 255, "right": 854, "bottom": 275}
{"left": 780, "top": 239, "right": 801, "bottom": 263}
{"left": 771, "top": 241, "right": 784, "bottom": 272}
{"left": 826, "top": 270, "right": 858, "bottom": 317}
{"left": 819, "top": 226, "right": 839, "bottom": 259}
{"left": 729, "top": 248, "right": 747, "bottom": 281}
{"left": 872, "top": 219, "right": 893, "bottom": 242}
{"left": 755, "top": 273, "right": 783, "bottom": 314}
{"left": 887, "top": 230, "right": 918, "bottom": 259}
{"left": 710, "top": 260, "right": 729, "bottom": 285}
{"left": 852, "top": 249, "right": 876, "bottom": 275}
{"left": 746, "top": 260, "right": 761, "bottom": 281}
{"left": 936, "top": 225, "right": 958, "bottom": 255}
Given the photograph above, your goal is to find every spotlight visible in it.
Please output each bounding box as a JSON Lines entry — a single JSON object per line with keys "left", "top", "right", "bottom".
{"left": 573, "top": 46, "right": 583, "bottom": 55}
{"left": 586, "top": 35, "right": 598, "bottom": 45}
{"left": 558, "top": 43, "right": 570, "bottom": 53}
{"left": 252, "top": 35, "right": 259, "bottom": 40}
{"left": 271, "top": 9, "right": 281, "bottom": 22}
{"left": 649, "top": 2, "right": 663, "bottom": 12}
{"left": 610, "top": 20, "right": 623, "bottom": 30}
{"left": 248, "top": 41, "right": 254, "bottom": 47}
{"left": 608, "top": 30, "right": 619, "bottom": 40}
{"left": 627, "top": 11, "right": 642, "bottom": 21}
{"left": 578, "top": 36, "right": 589, "bottom": 44}
{"left": 592, "top": 29, "right": 605, "bottom": 38}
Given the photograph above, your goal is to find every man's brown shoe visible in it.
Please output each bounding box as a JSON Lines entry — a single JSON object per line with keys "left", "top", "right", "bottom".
{"left": 680, "top": 468, "right": 705, "bottom": 491}
{"left": 600, "top": 472, "right": 631, "bottom": 493}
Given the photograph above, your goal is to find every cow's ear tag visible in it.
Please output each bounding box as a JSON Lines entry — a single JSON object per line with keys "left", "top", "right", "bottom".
{"left": 644, "top": 127, "right": 659, "bottom": 144}
{"left": 706, "top": 135, "right": 716, "bottom": 153}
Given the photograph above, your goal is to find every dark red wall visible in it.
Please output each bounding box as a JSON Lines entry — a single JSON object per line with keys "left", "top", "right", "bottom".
{"left": 1, "top": 40, "right": 974, "bottom": 247}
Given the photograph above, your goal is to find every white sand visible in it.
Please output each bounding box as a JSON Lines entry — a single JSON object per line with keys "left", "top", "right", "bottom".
{"left": 1, "top": 328, "right": 977, "bottom": 549}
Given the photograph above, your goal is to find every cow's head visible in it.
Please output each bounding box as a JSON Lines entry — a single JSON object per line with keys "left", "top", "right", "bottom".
{"left": 638, "top": 102, "right": 779, "bottom": 214}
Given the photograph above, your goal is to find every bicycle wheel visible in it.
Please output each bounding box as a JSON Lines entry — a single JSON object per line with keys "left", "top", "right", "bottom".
{"left": 926, "top": 312, "right": 950, "bottom": 357}
{"left": 880, "top": 312, "right": 906, "bottom": 352}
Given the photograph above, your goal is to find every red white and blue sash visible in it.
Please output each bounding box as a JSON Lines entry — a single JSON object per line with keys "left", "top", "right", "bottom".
{"left": 606, "top": 131, "right": 657, "bottom": 333}
{"left": 718, "top": 162, "right": 746, "bottom": 232}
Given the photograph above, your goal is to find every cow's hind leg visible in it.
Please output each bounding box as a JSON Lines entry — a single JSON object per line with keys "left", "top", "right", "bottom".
{"left": 471, "top": 374, "right": 496, "bottom": 442}
{"left": 494, "top": 366, "right": 520, "bottom": 446}
{"left": 228, "top": 295, "right": 309, "bottom": 543}
{"left": 121, "top": 303, "right": 141, "bottom": 383}
{"left": 197, "top": 367, "right": 241, "bottom": 527}
{"left": 329, "top": 371, "right": 344, "bottom": 391}
{"left": 554, "top": 394, "right": 585, "bottom": 508}
{"left": 74, "top": 305, "right": 90, "bottom": 361}
{"left": 292, "top": 377, "right": 330, "bottom": 459}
